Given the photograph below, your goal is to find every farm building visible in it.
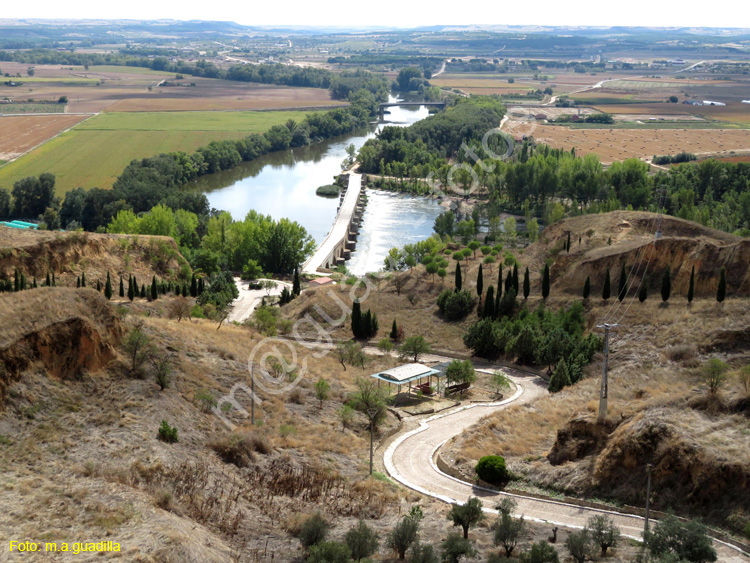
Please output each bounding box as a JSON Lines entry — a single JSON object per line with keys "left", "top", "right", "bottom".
{"left": 702, "top": 100, "right": 726, "bottom": 106}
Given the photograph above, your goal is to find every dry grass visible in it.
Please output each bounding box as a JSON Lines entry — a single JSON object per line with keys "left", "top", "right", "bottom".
{"left": 0, "top": 114, "right": 89, "bottom": 161}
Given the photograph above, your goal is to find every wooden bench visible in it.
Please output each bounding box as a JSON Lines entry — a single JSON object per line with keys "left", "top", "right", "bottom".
{"left": 445, "top": 382, "right": 470, "bottom": 396}
{"left": 415, "top": 383, "right": 434, "bottom": 396}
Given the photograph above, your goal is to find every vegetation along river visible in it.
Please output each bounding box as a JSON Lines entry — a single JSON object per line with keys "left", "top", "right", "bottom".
{"left": 194, "top": 96, "right": 444, "bottom": 275}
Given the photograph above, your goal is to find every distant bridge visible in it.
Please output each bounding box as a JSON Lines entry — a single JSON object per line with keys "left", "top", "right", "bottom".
{"left": 378, "top": 101, "right": 446, "bottom": 113}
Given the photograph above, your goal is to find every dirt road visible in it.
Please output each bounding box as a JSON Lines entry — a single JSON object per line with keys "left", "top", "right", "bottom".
{"left": 385, "top": 371, "right": 750, "bottom": 561}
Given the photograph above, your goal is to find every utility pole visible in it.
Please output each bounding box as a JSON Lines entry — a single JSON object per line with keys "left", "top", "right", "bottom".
{"left": 251, "top": 365, "right": 255, "bottom": 425}
{"left": 596, "top": 323, "right": 618, "bottom": 423}
{"left": 644, "top": 463, "right": 652, "bottom": 536}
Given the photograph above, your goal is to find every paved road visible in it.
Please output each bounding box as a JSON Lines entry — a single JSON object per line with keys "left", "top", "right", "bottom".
{"left": 385, "top": 370, "right": 750, "bottom": 561}
{"left": 227, "top": 277, "right": 292, "bottom": 324}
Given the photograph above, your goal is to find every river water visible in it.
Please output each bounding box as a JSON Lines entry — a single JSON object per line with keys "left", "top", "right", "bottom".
{"left": 194, "top": 96, "right": 443, "bottom": 276}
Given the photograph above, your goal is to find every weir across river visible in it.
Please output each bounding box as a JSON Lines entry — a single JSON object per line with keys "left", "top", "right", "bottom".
{"left": 302, "top": 173, "right": 365, "bottom": 274}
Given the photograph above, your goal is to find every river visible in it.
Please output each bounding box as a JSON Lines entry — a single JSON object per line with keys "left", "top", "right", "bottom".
{"left": 194, "top": 96, "right": 444, "bottom": 276}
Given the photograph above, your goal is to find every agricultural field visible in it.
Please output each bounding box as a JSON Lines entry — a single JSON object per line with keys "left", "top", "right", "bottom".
{"left": 0, "top": 110, "right": 315, "bottom": 194}
{"left": 0, "top": 114, "right": 90, "bottom": 161}
{"left": 518, "top": 123, "right": 750, "bottom": 163}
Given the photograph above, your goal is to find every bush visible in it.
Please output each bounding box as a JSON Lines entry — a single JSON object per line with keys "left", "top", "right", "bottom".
{"left": 297, "top": 513, "right": 330, "bottom": 549}
{"left": 475, "top": 455, "right": 509, "bottom": 484}
{"left": 437, "top": 289, "right": 476, "bottom": 321}
{"left": 209, "top": 432, "right": 268, "bottom": 467}
{"left": 645, "top": 514, "right": 716, "bottom": 563}
{"left": 520, "top": 541, "right": 559, "bottom": 563}
{"left": 316, "top": 184, "right": 341, "bottom": 198}
{"left": 345, "top": 520, "right": 379, "bottom": 561}
{"left": 307, "top": 541, "right": 351, "bottom": 563}
{"left": 157, "top": 420, "right": 178, "bottom": 443}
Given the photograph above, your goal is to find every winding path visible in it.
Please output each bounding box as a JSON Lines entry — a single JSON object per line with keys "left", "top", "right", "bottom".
{"left": 384, "top": 371, "right": 750, "bottom": 561}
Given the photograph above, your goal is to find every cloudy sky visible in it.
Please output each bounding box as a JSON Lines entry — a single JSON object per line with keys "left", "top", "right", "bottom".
{"left": 2, "top": 0, "right": 745, "bottom": 29}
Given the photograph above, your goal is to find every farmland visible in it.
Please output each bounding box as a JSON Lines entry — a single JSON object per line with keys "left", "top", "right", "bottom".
{"left": 0, "top": 114, "right": 90, "bottom": 161}
{"left": 0, "top": 110, "right": 315, "bottom": 193}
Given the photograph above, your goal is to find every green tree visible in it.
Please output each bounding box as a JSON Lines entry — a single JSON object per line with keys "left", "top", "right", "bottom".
{"left": 119, "top": 276, "right": 124, "bottom": 298}
{"left": 349, "top": 377, "right": 387, "bottom": 426}
{"left": 455, "top": 262, "right": 462, "bottom": 291}
{"left": 352, "top": 299, "right": 363, "bottom": 339}
{"left": 445, "top": 359, "right": 476, "bottom": 386}
{"left": 702, "top": 358, "right": 729, "bottom": 394}
{"left": 566, "top": 529, "right": 596, "bottom": 563}
{"left": 583, "top": 275, "right": 591, "bottom": 299}
{"left": 520, "top": 540, "right": 559, "bottom": 563}
{"left": 523, "top": 267, "right": 530, "bottom": 300}
{"left": 127, "top": 276, "right": 135, "bottom": 301}
{"left": 639, "top": 275, "right": 649, "bottom": 302}
{"left": 0, "top": 188, "right": 11, "bottom": 219}
{"left": 293, "top": 266, "right": 301, "bottom": 296}
{"left": 548, "top": 358, "right": 572, "bottom": 392}
{"left": 409, "top": 542, "right": 439, "bottom": 563}
{"left": 314, "top": 378, "right": 330, "bottom": 409}
{"left": 585, "top": 515, "right": 620, "bottom": 557}
{"left": 308, "top": 542, "right": 351, "bottom": 563}
{"left": 11, "top": 173, "right": 55, "bottom": 219}
{"left": 390, "top": 319, "right": 400, "bottom": 341}
{"left": 441, "top": 532, "right": 476, "bottom": 563}
{"left": 399, "top": 335, "right": 431, "bottom": 362}
{"left": 542, "top": 264, "right": 550, "bottom": 299}
{"left": 345, "top": 520, "right": 379, "bottom": 562}
{"left": 618, "top": 263, "right": 627, "bottom": 301}
{"left": 81, "top": 271, "right": 86, "bottom": 287}
{"left": 123, "top": 322, "right": 151, "bottom": 374}
{"left": 297, "top": 513, "right": 330, "bottom": 549}
{"left": 104, "top": 272, "right": 113, "bottom": 300}
{"left": 447, "top": 497, "right": 484, "bottom": 539}
{"left": 476, "top": 263, "right": 483, "bottom": 297}
{"left": 387, "top": 513, "right": 421, "bottom": 560}
{"left": 661, "top": 266, "right": 671, "bottom": 302}
{"left": 483, "top": 286, "right": 496, "bottom": 318}
{"left": 152, "top": 351, "right": 173, "bottom": 391}
{"left": 687, "top": 265, "right": 695, "bottom": 304}
{"left": 476, "top": 455, "right": 509, "bottom": 484}
{"left": 494, "top": 511, "right": 526, "bottom": 557}
{"left": 645, "top": 514, "right": 716, "bottom": 563}
{"left": 468, "top": 240, "right": 481, "bottom": 259}
{"left": 151, "top": 275, "right": 158, "bottom": 300}
{"left": 716, "top": 267, "right": 726, "bottom": 303}
{"left": 602, "top": 268, "right": 611, "bottom": 300}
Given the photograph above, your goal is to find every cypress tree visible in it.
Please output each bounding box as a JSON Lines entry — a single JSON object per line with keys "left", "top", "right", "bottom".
{"left": 717, "top": 267, "right": 726, "bottom": 303}
{"left": 455, "top": 262, "right": 462, "bottom": 291}
{"left": 132, "top": 275, "right": 138, "bottom": 291}
{"left": 661, "top": 266, "right": 671, "bottom": 302}
{"left": 20, "top": 272, "right": 26, "bottom": 290}
{"left": 687, "top": 265, "right": 695, "bottom": 304}
{"left": 390, "top": 319, "right": 398, "bottom": 340}
{"left": 81, "top": 272, "right": 86, "bottom": 287}
{"left": 476, "top": 264, "right": 483, "bottom": 297}
{"left": 140, "top": 284, "right": 146, "bottom": 299}
{"left": 51, "top": 272, "right": 55, "bottom": 287}
{"left": 352, "top": 300, "right": 363, "bottom": 339}
{"left": 505, "top": 269, "right": 513, "bottom": 294}
{"left": 512, "top": 263, "right": 519, "bottom": 293}
{"left": 602, "top": 268, "right": 611, "bottom": 300}
{"left": 483, "top": 286, "right": 495, "bottom": 318}
{"left": 618, "top": 264, "right": 627, "bottom": 302}
{"left": 190, "top": 274, "right": 197, "bottom": 298}
{"left": 198, "top": 277, "right": 205, "bottom": 295}
{"left": 151, "top": 276, "right": 158, "bottom": 300}
{"left": 496, "top": 265, "right": 502, "bottom": 300}
{"left": 293, "top": 266, "right": 301, "bottom": 296}
{"left": 105, "top": 272, "right": 113, "bottom": 300}
{"left": 371, "top": 311, "right": 379, "bottom": 336}
{"left": 32, "top": 277, "right": 37, "bottom": 289}
{"left": 76, "top": 276, "right": 80, "bottom": 288}
{"left": 548, "top": 357, "right": 571, "bottom": 392}
{"left": 127, "top": 279, "right": 135, "bottom": 301}
{"left": 182, "top": 283, "right": 188, "bottom": 298}
{"left": 639, "top": 275, "right": 648, "bottom": 302}
{"left": 13, "top": 269, "right": 19, "bottom": 292}
{"left": 45, "top": 272, "right": 51, "bottom": 287}
{"left": 566, "top": 232, "right": 571, "bottom": 253}
{"left": 119, "top": 276, "right": 124, "bottom": 297}
{"left": 523, "top": 267, "right": 530, "bottom": 300}
{"left": 96, "top": 279, "right": 101, "bottom": 292}
{"left": 583, "top": 276, "right": 591, "bottom": 299}
{"left": 542, "top": 264, "right": 550, "bottom": 300}
{"left": 362, "top": 309, "right": 371, "bottom": 339}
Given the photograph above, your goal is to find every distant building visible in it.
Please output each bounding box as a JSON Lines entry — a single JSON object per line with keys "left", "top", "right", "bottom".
{"left": 742, "top": 100, "right": 750, "bottom": 104}
{"left": 702, "top": 100, "right": 726, "bottom": 106}
{"left": 308, "top": 276, "right": 334, "bottom": 287}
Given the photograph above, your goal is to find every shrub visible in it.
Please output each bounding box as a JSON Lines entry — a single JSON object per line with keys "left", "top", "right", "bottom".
{"left": 345, "top": 520, "right": 379, "bottom": 561}
{"left": 645, "top": 514, "right": 716, "bottom": 563}
{"left": 585, "top": 514, "right": 620, "bottom": 557}
{"left": 157, "top": 420, "right": 178, "bottom": 443}
{"left": 520, "top": 541, "right": 559, "bottom": 563}
{"left": 195, "top": 389, "right": 217, "bottom": 412}
{"left": 387, "top": 513, "right": 420, "bottom": 560}
{"left": 297, "top": 513, "right": 330, "bottom": 549}
{"left": 209, "top": 432, "right": 265, "bottom": 468}
{"left": 307, "top": 541, "right": 351, "bottom": 563}
{"left": 437, "top": 289, "right": 476, "bottom": 321}
{"left": 475, "top": 455, "right": 509, "bottom": 484}
{"left": 441, "top": 532, "right": 476, "bottom": 563}
{"left": 316, "top": 184, "right": 341, "bottom": 198}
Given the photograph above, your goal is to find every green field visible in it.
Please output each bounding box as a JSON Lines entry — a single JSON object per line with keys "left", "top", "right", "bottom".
{"left": 3, "top": 77, "right": 99, "bottom": 84}
{"left": 0, "top": 110, "right": 315, "bottom": 194}
{"left": 90, "top": 65, "right": 173, "bottom": 75}
{"left": 0, "top": 103, "right": 66, "bottom": 114}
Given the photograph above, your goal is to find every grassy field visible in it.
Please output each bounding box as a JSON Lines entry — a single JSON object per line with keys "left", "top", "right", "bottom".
{"left": 89, "top": 65, "right": 177, "bottom": 75}
{"left": 3, "top": 76, "right": 100, "bottom": 84}
{"left": 0, "top": 110, "right": 315, "bottom": 194}
{"left": 0, "top": 103, "right": 67, "bottom": 114}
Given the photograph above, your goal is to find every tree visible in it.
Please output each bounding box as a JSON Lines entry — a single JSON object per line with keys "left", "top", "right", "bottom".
{"left": 127, "top": 276, "right": 135, "bottom": 301}
{"left": 349, "top": 377, "right": 387, "bottom": 427}
{"left": 583, "top": 276, "right": 591, "bottom": 299}
{"left": 494, "top": 511, "right": 526, "bottom": 557}
{"left": 190, "top": 274, "right": 198, "bottom": 297}
{"left": 390, "top": 319, "right": 400, "bottom": 341}
{"left": 483, "top": 286, "right": 496, "bottom": 318}
{"left": 476, "top": 455, "right": 509, "bottom": 484}
{"left": 669, "top": 95, "right": 679, "bottom": 103}
{"left": 341, "top": 521, "right": 379, "bottom": 562}
{"left": 104, "top": 272, "right": 113, "bottom": 300}
{"left": 297, "top": 513, "right": 330, "bottom": 549}
{"left": 437, "top": 289, "right": 476, "bottom": 321}
{"left": 314, "top": 378, "right": 330, "bottom": 409}
{"left": 352, "top": 299, "right": 364, "bottom": 339}
{"left": 140, "top": 284, "right": 146, "bottom": 298}
{"left": 0, "top": 188, "right": 11, "bottom": 219}
{"left": 152, "top": 352, "right": 173, "bottom": 391}
{"left": 387, "top": 513, "right": 420, "bottom": 560}
{"left": 123, "top": 322, "right": 151, "bottom": 374}
{"left": 661, "top": 266, "right": 671, "bottom": 302}
{"left": 476, "top": 263, "right": 483, "bottom": 297}
{"left": 468, "top": 240, "right": 481, "bottom": 258}
{"left": 455, "top": 262, "right": 462, "bottom": 291}
{"left": 618, "top": 263, "right": 627, "bottom": 301}
{"left": 541, "top": 264, "right": 550, "bottom": 300}
{"left": 639, "top": 275, "right": 649, "bottom": 302}
{"left": 702, "top": 358, "right": 729, "bottom": 394}
{"left": 168, "top": 296, "right": 192, "bottom": 323}
{"left": 585, "top": 514, "right": 620, "bottom": 557}
{"left": 45, "top": 272, "right": 50, "bottom": 287}
{"left": 523, "top": 267, "right": 530, "bottom": 300}
{"left": 445, "top": 359, "right": 476, "bottom": 386}
{"left": 242, "top": 259, "right": 263, "bottom": 281}
{"left": 11, "top": 173, "right": 55, "bottom": 219}
{"left": 292, "top": 266, "right": 301, "bottom": 296}
{"left": 336, "top": 340, "right": 365, "bottom": 370}
{"left": 447, "top": 497, "right": 484, "bottom": 539}
{"left": 399, "top": 335, "right": 431, "bottom": 362}
{"left": 566, "top": 529, "right": 596, "bottom": 563}
{"left": 645, "top": 514, "right": 717, "bottom": 563}
{"left": 520, "top": 541, "right": 559, "bottom": 563}
{"left": 687, "top": 265, "right": 695, "bottom": 304}
{"left": 441, "top": 532, "right": 476, "bottom": 563}
{"left": 716, "top": 267, "right": 726, "bottom": 303}
{"left": 151, "top": 275, "right": 158, "bottom": 300}
{"left": 491, "top": 371, "right": 510, "bottom": 395}
{"left": 308, "top": 542, "right": 351, "bottom": 563}
{"left": 548, "top": 358, "right": 572, "bottom": 392}
{"left": 119, "top": 276, "right": 125, "bottom": 298}
{"left": 81, "top": 271, "right": 86, "bottom": 287}
{"left": 602, "top": 268, "right": 611, "bottom": 300}
{"left": 409, "top": 542, "right": 439, "bottom": 563}
{"left": 512, "top": 263, "right": 519, "bottom": 294}
{"left": 426, "top": 262, "right": 439, "bottom": 281}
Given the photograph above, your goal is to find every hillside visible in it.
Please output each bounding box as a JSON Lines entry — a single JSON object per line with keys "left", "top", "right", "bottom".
{"left": 0, "top": 227, "right": 191, "bottom": 286}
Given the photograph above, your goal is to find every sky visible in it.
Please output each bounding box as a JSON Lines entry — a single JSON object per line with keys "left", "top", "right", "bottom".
{"left": 2, "top": 0, "right": 748, "bottom": 30}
